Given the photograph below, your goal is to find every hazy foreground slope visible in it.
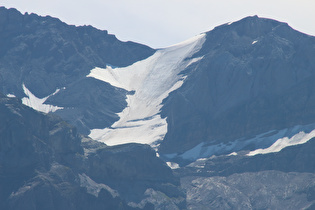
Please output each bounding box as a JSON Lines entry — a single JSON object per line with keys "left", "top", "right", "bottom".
{"left": 1, "top": 92, "right": 315, "bottom": 209}
{"left": 0, "top": 93, "right": 184, "bottom": 209}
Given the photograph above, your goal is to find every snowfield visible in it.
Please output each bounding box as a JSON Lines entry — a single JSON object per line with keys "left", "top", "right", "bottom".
{"left": 21, "top": 84, "right": 63, "bottom": 113}
{"left": 164, "top": 124, "right": 315, "bottom": 161}
{"left": 247, "top": 128, "right": 315, "bottom": 156}
{"left": 88, "top": 34, "right": 206, "bottom": 147}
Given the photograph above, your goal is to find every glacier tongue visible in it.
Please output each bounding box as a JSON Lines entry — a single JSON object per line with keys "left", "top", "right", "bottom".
{"left": 87, "top": 34, "right": 206, "bottom": 147}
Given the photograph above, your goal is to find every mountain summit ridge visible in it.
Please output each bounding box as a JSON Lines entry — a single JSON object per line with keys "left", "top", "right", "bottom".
{"left": 159, "top": 15, "right": 315, "bottom": 157}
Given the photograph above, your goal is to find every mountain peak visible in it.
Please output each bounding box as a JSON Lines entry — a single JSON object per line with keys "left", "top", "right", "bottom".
{"left": 159, "top": 15, "right": 315, "bottom": 157}
{"left": 209, "top": 15, "right": 290, "bottom": 39}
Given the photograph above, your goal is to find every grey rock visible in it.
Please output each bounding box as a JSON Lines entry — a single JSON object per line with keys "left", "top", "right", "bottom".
{"left": 160, "top": 16, "right": 315, "bottom": 155}
{"left": 0, "top": 6, "right": 155, "bottom": 134}
{"left": 0, "top": 93, "right": 183, "bottom": 209}
{"left": 182, "top": 171, "right": 315, "bottom": 210}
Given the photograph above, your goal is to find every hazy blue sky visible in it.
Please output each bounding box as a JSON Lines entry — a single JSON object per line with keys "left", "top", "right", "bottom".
{"left": 1, "top": 0, "right": 315, "bottom": 48}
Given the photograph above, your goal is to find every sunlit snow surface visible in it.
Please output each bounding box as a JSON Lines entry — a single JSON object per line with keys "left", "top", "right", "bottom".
{"left": 88, "top": 34, "right": 206, "bottom": 147}
{"left": 21, "top": 84, "right": 63, "bottom": 113}
{"left": 167, "top": 124, "right": 315, "bottom": 161}
{"left": 247, "top": 129, "right": 315, "bottom": 156}
{"left": 6, "top": 93, "right": 16, "bottom": 98}
{"left": 166, "top": 162, "right": 180, "bottom": 169}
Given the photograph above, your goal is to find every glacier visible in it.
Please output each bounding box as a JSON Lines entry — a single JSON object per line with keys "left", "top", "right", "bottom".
{"left": 87, "top": 34, "right": 206, "bottom": 147}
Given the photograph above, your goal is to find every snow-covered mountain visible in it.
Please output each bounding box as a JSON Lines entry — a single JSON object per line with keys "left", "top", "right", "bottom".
{"left": 45, "top": 14, "right": 315, "bottom": 165}
{"left": 2, "top": 6, "right": 315, "bottom": 163}
{"left": 3, "top": 7, "right": 315, "bottom": 161}
{"left": 159, "top": 15, "right": 315, "bottom": 163}
{"left": 1, "top": 6, "right": 315, "bottom": 209}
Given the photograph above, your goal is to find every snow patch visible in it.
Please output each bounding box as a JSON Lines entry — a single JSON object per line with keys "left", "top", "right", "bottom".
{"left": 6, "top": 94, "right": 16, "bottom": 98}
{"left": 247, "top": 129, "right": 315, "bottom": 156}
{"left": 88, "top": 34, "right": 206, "bottom": 147}
{"left": 21, "top": 84, "right": 63, "bottom": 113}
{"left": 187, "top": 158, "right": 209, "bottom": 169}
{"left": 180, "top": 142, "right": 205, "bottom": 160}
{"left": 166, "top": 124, "right": 315, "bottom": 161}
{"left": 185, "top": 56, "right": 204, "bottom": 68}
{"left": 166, "top": 162, "right": 180, "bottom": 169}
{"left": 252, "top": 40, "right": 258, "bottom": 44}
{"left": 9, "top": 182, "right": 39, "bottom": 198}
{"left": 78, "top": 173, "right": 118, "bottom": 198}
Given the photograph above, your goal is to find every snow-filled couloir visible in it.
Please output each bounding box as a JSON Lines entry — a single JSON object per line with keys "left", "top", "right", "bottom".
{"left": 87, "top": 34, "right": 206, "bottom": 147}
{"left": 21, "top": 84, "right": 64, "bottom": 113}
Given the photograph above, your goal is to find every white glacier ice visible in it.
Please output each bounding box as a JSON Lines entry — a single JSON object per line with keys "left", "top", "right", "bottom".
{"left": 21, "top": 84, "right": 63, "bottom": 113}
{"left": 87, "top": 34, "right": 206, "bottom": 147}
{"left": 247, "top": 129, "right": 315, "bottom": 156}
{"left": 171, "top": 124, "right": 315, "bottom": 161}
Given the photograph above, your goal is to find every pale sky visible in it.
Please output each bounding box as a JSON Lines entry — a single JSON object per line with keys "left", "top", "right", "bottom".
{"left": 1, "top": 0, "right": 315, "bottom": 48}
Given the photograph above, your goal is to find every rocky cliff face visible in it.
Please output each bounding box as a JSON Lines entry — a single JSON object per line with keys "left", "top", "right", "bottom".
{"left": 160, "top": 16, "right": 315, "bottom": 155}
{"left": 0, "top": 7, "right": 155, "bottom": 134}
{"left": 177, "top": 137, "right": 315, "bottom": 209}
{"left": 0, "top": 93, "right": 184, "bottom": 209}
{"left": 182, "top": 171, "right": 315, "bottom": 210}
{"left": 0, "top": 7, "right": 154, "bottom": 98}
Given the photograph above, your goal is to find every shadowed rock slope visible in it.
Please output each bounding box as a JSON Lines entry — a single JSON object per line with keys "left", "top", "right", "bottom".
{"left": 160, "top": 16, "right": 315, "bottom": 155}
{"left": 0, "top": 93, "right": 184, "bottom": 210}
